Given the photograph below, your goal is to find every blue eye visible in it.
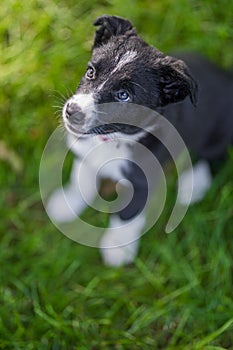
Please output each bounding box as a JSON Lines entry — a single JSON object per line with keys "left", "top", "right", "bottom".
{"left": 116, "top": 90, "right": 130, "bottom": 102}
{"left": 86, "top": 66, "right": 96, "bottom": 80}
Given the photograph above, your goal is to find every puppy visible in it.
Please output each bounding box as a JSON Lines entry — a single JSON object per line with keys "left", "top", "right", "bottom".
{"left": 47, "top": 15, "right": 233, "bottom": 266}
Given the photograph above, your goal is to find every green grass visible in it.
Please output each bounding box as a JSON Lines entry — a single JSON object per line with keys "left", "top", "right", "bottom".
{"left": 0, "top": 0, "right": 233, "bottom": 349}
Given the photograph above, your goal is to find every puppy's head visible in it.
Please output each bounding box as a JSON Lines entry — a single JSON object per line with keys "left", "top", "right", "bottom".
{"left": 63, "top": 15, "right": 197, "bottom": 138}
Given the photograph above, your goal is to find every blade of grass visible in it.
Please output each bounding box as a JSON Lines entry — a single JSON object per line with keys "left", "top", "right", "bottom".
{"left": 194, "top": 318, "right": 233, "bottom": 349}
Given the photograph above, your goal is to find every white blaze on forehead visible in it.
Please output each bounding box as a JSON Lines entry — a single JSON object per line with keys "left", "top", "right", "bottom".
{"left": 98, "top": 50, "right": 138, "bottom": 91}
{"left": 114, "top": 50, "right": 138, "bottom": 72}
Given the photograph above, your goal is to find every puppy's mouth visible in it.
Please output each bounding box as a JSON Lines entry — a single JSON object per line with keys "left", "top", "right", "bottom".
{"left": 65, "top": 122, "right": 141, "bottom": 138}
{"left": 87, "top": 123, "right": 141, "bottom": 135}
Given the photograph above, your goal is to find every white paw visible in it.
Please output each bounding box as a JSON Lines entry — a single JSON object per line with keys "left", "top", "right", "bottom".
{"left": 100, "top": 214, "right": 145, "bottom": 267}
{"left": 46, "top": 185, "right": 86, "bottom": 223}
{"left": 101, "top": 241, "right": 139, "bottom": 267}
{"left": 178, "top": 160, "right": 212, "bottom": 205}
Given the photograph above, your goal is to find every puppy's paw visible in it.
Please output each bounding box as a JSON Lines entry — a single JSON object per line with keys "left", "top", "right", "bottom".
{"left": 100, "top": 214, "right": 145, "bottom": 267}
{"left": 101, "top": 241, "right": 139, "bottom": 267}
{"left": 178, "top": 160, "right": 212, "bottom": 205}
{"left": 46, "top": 186, "right": 86, "bottom": 223}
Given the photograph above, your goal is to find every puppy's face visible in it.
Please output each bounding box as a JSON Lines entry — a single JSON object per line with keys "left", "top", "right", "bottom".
{"left": 63, "top": 15, "right": 197, "bottom": 139}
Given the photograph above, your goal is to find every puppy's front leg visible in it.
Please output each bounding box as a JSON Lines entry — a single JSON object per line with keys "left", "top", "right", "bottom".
{"left": 46, "top": 158, "right": 99, "bottom": 223}
{"left": 100, "top": 178, "right": 147, "bottom": 267}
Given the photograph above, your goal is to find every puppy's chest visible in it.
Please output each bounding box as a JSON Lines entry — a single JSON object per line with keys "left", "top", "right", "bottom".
{"left": 67, "top": 134, "right": 130, "bottom": 180}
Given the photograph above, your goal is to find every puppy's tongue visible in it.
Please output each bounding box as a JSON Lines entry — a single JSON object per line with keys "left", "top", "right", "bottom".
{"left": 99, "top": 135, "right": 109, "bottom": 142}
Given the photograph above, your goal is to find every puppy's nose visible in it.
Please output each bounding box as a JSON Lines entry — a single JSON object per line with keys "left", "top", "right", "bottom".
{"left": 65, "top": 102, "right": 85, "bottom": 120}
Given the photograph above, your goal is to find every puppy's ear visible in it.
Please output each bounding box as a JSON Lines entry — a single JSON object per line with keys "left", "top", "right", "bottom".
{"left": 93, "top": 15, "right": 136, "bottom": 48}
{"left": 156, "top": 56, "right": 198, "bottom": 107}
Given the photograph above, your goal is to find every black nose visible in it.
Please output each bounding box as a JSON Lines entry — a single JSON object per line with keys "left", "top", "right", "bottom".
{"left": 65, "top": 102, "right": 84, "bottom": 120}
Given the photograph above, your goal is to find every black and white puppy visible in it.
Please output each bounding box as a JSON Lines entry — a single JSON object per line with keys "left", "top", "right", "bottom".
{"left": 47, "top": 15, "right": 233, "bottom": 266}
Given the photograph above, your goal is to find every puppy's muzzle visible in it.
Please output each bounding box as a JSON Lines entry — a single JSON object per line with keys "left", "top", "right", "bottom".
{"left": 65, "top": 102, "right": 85, "bottom": 122}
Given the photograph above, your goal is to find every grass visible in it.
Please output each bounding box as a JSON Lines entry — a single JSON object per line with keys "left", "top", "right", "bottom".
{"left": 0, "top": 0, "right": 233, "bottom": 349}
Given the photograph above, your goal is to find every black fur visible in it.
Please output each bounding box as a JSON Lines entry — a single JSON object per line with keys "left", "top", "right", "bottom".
{"left": 65, "top": 15, "right": 233, "bottom": 220}
{"left": 77, "top": 17, "right": 197, "bottom": 110}
{"left": 93, "top": 15, "right": 136, "bottom": 48}
{"left": 79, "top": 15, "right": 232, "bottom": 158}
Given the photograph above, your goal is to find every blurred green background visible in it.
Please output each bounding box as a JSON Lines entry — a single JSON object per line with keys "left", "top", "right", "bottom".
{"left": 0, "top": 0, "right": 233, "bottom": 349}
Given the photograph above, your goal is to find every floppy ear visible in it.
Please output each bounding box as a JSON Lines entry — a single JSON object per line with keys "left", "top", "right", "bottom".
{"left": 93, "top": 15, "right": 136, "bottom": 49}
{"left": 156, "top": 56, "right": 198, "bottom": 107}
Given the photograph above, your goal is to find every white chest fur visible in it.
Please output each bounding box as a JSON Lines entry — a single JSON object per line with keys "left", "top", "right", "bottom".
{"left": 66, "top": 133, "right": 130, "bottom": 180}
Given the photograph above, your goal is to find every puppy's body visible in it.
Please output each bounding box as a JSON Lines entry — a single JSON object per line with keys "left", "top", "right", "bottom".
{"left": 47, "top": 16, "right": 233, "bottom": 266}
{"left": 165, "top": 53, "right": 233, "bottom": 160}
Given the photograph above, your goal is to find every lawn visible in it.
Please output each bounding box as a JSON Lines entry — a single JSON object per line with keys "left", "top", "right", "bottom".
{"left": 0, "top": 0, "right": 233, "bottom": 349}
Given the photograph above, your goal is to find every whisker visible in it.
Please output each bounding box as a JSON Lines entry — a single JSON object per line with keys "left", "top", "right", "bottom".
{"left": 54, "top": 114, "right": 62, "bottom": 121}
{"left": 65, "top": 86, "right": 74, "bottom": 98}
{"left": 57, "top": 122, "right": 68, "bottom": 138}
{"left": 60, "top": 91, "right": 69, "bottom": 102}
{"left": 52, "top": 105, "right": 64, "bottom": 109}
{"left": 53, "top": 109, "right": 63, "bottom": 116}
{"left": 49, "top": 89, "right": 67, "bottom": 102}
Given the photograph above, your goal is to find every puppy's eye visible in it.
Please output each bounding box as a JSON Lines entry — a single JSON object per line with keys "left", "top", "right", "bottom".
{"left": 115, "top": 90, "right": 130, "bottom": 102}
{"left": 86, "top": 66, "right": 96, "bottom": 80}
